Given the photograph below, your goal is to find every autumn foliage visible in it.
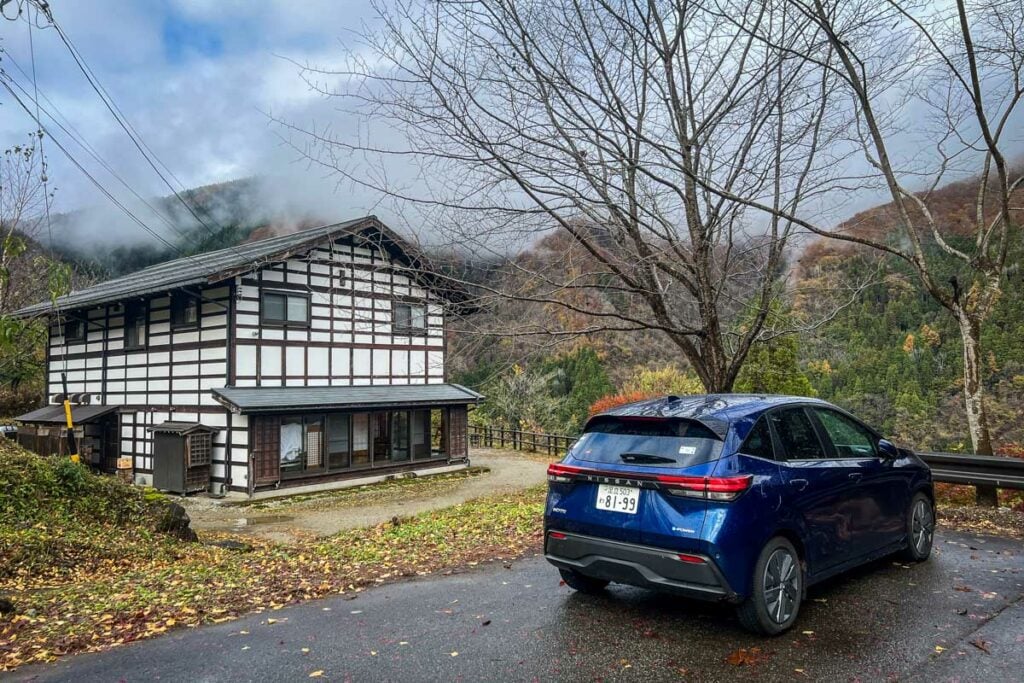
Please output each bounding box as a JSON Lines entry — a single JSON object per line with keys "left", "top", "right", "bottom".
{"left": 589, "top": 390, "right": 660, "bottom": 415}
{"left": 0, "top": 440, "right": 546, "bottom": 671}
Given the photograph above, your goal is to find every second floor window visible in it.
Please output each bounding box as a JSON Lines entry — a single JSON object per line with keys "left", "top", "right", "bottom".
{"left": 124, "top": 303, "right": 147, "bottom": 349}
{"left": 394, "top": 303, "right": 426, "bottom": 334}
{"left": 262, "top": 291, "right": 310, "bottom": 326}
{"left": 171, "top": 294, "right": 200, "bottom": 329}
{"left": 63, "top": 319, "right": 86, "bottom": 343}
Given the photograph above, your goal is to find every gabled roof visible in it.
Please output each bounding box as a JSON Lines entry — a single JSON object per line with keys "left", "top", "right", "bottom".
{"left": 15, "top": 216, "right": 470, "bottom": 317}
{"left": 147, "top": 421, "right": 220, "bottom": 435}
{"left": 212, "top": 384, "right": 483, "bottom": 414}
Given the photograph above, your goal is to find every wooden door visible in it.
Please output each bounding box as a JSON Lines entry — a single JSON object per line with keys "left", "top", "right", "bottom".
{"left": 447, "top": 406, "right": 468, "bottom": 459}
{"left": 251, "top": 416, "right": 281, "bottom": 486}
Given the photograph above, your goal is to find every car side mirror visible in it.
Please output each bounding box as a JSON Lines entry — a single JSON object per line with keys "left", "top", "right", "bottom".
{"left": 878, "top": 439, "right": 898, "bottom": 459}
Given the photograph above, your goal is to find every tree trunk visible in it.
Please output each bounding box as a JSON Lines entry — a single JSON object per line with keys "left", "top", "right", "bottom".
{"left": 956, "top": 310, "right": 997, "bottom": 507}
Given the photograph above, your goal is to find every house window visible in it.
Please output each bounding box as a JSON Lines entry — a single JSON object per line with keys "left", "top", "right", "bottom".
{"left": 171, "top": 294, "right": 200, "bottom": 329}
{"left": 412, "top": 410, "right": 431, "bottom": 460}
{"left": 352, "top": 412, "right": 370, "bottom": 466}
{"left": 327, "top": 413, "right": 351, "bottom": 470}
{"left": 279, "top": 415, "right": 325, "bottom": 477}
{"left": 394, "top": 303, "right": 426, "bottom": 334}
{"left": 262, "top": 291, "right": 310, "bottom": 326}
{"left": 124, "top": 303, "right": 147, "bottom": 349}
{"left": 63, "top": 319, "right": 86, "bottom": 343}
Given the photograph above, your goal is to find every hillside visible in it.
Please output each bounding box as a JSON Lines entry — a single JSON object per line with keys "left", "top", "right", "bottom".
{"left": 48, "top": 177, "right": 335, "bottom": 278}
{"left": 448, "top": 173, "right": 1024, "bottom": 451}
{"left": 5, "top": 170, "right": 1023, "bottom": 451}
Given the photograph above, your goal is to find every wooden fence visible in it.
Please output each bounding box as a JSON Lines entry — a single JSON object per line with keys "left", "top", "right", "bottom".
{"left": 468, "top": 425, "right": 576, "bottom": 457}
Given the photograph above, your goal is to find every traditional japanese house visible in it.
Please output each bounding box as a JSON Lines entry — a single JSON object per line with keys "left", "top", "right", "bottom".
{"left": 13, "top": 217, "right": 481, "bottom": 495}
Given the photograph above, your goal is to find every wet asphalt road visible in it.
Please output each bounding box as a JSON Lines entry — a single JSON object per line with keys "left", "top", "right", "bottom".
{"left": 9, "top": 528, "right": 1023, "bottom": 683}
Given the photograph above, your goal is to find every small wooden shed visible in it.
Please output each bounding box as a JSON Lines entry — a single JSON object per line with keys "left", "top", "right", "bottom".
{"left": 15, "top": 404, "right": 121, "bottom": 472}
{"left": 148, "top": 422, "right": 219, "bottom": 494}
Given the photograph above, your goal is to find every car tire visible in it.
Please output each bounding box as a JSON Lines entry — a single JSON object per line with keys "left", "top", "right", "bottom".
{"left": 897, "top": 492, "right": 934, "bottom": 562}
{"left": 736, "top": 536, "right": 803, "bottom": 636}
{"left": 559, "top": 568, "right": 609, "bottom": 594}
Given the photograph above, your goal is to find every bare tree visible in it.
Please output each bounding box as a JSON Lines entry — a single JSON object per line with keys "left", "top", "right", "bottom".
{"left": 0, "top": 132, "right": 68, "bottom": 406}
{"left": 0, "top": 132, "right": 50, "bottom": 314}
{"left": 277, "top": 0, "right": 852, "bottom": 392}
{"left": 705, "top": 0, "right": 1021, "bottom": 503}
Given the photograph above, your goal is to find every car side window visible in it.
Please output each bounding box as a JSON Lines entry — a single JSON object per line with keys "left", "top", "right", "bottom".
{"left": 811, "top": 408, "right": 877, "bottom": 458}
{"left": 768, "top": 408, "right": 826, "bottom": 461}
{"left": 740, "top": 417, "right": 775, "bottom": 460}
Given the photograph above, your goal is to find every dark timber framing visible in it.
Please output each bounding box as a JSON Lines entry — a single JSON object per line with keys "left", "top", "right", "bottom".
{"left": 17, "top": 217, "right": 473, "bottom": 494}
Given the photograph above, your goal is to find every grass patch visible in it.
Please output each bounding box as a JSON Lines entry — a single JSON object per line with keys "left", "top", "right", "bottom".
{"left": 236, "top": 465, "right": 491, "bottom": 511}
{"left": 0, "top": 440, "right": 544, "bottom": 671}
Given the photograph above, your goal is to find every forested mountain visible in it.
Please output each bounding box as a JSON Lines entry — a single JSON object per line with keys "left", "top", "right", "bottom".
{"left": 5, "top": 172, "right": 1022, "bottom": 454}
{"left": 450, "top": 174, "right": 1024, "bottom": 453}
{"left": 48, "top": 177, "right": 329, "bottom": 278}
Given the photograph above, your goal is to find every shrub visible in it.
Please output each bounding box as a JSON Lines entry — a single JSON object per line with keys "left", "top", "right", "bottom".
{"left": 589, "top": 390, "right": 659, "bottom": 416}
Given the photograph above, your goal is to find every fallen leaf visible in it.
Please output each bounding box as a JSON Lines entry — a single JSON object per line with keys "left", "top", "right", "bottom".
{"left": 725, "top": 647, "right": 766, "bottom": 666}
{"left": 308, "top": 671, "right": 324, "bottom": 678}
{"left": 450, "top": 651, "right": 459, "bottom": 657}
{"left": 970, "top": 639, "right": 991, "bottom": 654}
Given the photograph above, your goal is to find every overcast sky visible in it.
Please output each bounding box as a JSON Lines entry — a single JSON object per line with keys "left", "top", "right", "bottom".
{"left": 1, "top": 1, "right": 1021, "bottom": 254}
{"left": 0, "top": 0, "right": 394, "bottom": 248}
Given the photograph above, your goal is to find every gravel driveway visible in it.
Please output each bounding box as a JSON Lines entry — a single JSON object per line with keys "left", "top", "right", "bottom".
{"left": 184, "top": 448, "right": 549, "bottom": 543}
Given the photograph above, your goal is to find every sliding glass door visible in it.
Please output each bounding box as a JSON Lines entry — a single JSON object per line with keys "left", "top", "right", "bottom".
{"left": 273, "top": 409, "right": 450, "bottom": 479}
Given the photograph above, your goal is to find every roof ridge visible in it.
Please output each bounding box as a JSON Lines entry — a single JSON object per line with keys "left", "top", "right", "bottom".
{"left": 13, "top": 216, "right": 389, "bottom": 317}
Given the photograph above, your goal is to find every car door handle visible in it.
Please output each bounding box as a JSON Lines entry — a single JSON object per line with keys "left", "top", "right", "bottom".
{"left": 848, "top": 472, "right": 863, "bottom": 482}
{"left": 789, "top": 478, "right": 809, "bottom": 491}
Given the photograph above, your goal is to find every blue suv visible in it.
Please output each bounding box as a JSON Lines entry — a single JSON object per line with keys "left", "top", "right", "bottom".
{"left": 544, "top": 395, "right": 934, "bottom": 634}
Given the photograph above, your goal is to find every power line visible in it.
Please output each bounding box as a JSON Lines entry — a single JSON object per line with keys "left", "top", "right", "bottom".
{"left": 5, "top": 1, "right": 270, "bottom": 275}
{"left": 45, "top": 15, "right": 247, "bottom": 252}
{"left": 0, "top": 76, "right": 193, "bottom": 258}
{"left": 3, "top": 55, "right": 207, "bottom": 243}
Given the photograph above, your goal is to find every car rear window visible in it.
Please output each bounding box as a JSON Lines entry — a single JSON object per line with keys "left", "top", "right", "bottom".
{"left": 570, "top": 417, "right": 724, "bottom": 467}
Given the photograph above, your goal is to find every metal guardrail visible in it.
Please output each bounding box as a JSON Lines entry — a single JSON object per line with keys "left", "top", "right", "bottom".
{"left": 470, "top": 425, "right": 1024, "bottom": 491}
{"left": 918, "top": 452, "right": 1024, "bottom": 490}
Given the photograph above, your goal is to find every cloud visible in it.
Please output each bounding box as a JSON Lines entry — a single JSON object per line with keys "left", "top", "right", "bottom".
{"left": 0, "top": 0, "right": 393, "bottom": 251}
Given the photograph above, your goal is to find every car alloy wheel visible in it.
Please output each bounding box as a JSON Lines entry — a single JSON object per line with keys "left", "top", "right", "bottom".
{"left": 911, "top": 498, "right": 934, "bottom": 556}
{"left": 763, "top": 547, "right": 800, "bottom": 624}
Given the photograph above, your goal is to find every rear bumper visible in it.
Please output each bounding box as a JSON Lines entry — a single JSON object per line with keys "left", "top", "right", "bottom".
{"left": 545, "top": 530, "right": 739, "bottom": 603}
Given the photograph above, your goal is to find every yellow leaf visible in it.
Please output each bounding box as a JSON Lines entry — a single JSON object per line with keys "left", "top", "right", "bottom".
{"left": 309, "top": 671, "right": 324, "bottom": 678}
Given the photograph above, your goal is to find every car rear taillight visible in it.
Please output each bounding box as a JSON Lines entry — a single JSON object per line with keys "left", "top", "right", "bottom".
{"left": 546, "top": 463, "right": 752, "bottom": 501}
{"left": 704, "top": 475, "right": 754, "bottom": 501}
{"left": 548, "top": 531, "right": 567, "bottom": 540}
{"left": 655, "top": 474, "right": 752, "bottom": 501}
{"left": 547, "top": 463, "right": 582, "bottom": 483}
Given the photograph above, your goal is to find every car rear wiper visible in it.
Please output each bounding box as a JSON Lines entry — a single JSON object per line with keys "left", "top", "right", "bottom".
{"left": 619, "top": 453, "right": 677, "bottom": 464}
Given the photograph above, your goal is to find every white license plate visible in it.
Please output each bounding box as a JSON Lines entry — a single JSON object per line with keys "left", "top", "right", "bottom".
{"left": 595, "top": 484, "right": 640, "bottom": 514}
